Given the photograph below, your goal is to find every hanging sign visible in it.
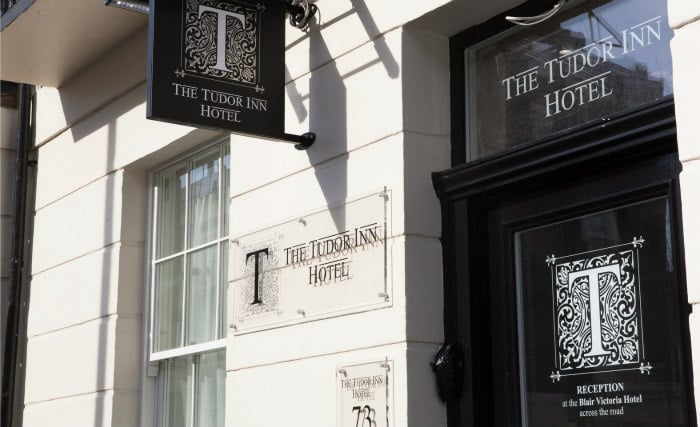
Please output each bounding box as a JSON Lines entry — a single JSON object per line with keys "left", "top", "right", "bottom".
{"left": 147, "top": 0, "right": 285, "bottom": 139}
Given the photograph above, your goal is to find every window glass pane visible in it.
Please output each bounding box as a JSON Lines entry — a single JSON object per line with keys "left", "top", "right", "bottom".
{"left": 155, "top": 257, "right": 184, "bottom": 352}
{"left": 187, "top": 245, "right": 218, "bottom": 345}
{"left": 466, "top": 0, "right": 672, "bottom": 160}
{"left": 219, "top": 243, "right": 228, "bottom": 339}
{"left": 221, "top": 144, "right": 230, "bottom": 238}
{"left": 162, "top": 356, "right": 193, "bottom": 427}
{"left": 514, "top": 197, "right": 688, "bottom": 426}
{"left": 189, "top": 148, "right": 220, "bottom": 248}
{"left": 156, "top": 161, "right": 187, "bottom": 258}
{"left": 195, "top": 351, "right": 226, "bottom": 427}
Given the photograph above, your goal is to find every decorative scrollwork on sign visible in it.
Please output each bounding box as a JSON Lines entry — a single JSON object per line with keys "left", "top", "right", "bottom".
{"left": 548, "top": 239, "right": 649, "bottom": 380}
{"left": 184, "top": 0, "right": 261, "bottom": 86}
{"left": 240, "top": 236, "right": 282, "bottom": 318}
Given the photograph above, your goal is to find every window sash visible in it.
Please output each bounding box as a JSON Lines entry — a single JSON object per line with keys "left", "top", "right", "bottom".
{"left": 149, "top": 141, "right": 230, "bottom": 360}
{"left": 151, "top": 339, "right": 227, "bottom": 362}
{"left": 156, "top": 349, "right": 226, "bottom": 427}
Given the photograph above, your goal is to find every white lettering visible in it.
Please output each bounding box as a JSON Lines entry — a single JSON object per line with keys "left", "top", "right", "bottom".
{"left": 544, "top": 74, "right": 612, "bottom": 117}
{"left": 543, "top": 59, "right": 558, "bottom": 84}
{"left": 201, "top": 104, "right": 241, "bottom": 122}
{"left": 172, "top": 82, "right": 198, "bottom": 99}
{"left": 544, "top": 91, "right": 560, "bottom": 118}
{"left": 502, "top": 69, "right": 539, "bottom": 100}
{"left": 568, "top": 264, "right": 621, "bottom": 357}
{"left": 198, "top": 5, "right": 246, "bottom": 72}
{"left": 623, "top": 18, "right": 662, "bottom": 54}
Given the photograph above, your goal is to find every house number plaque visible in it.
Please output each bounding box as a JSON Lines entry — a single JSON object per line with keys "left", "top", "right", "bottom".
{"left": 337, "top": 361, "right": 393, "bottom": 427}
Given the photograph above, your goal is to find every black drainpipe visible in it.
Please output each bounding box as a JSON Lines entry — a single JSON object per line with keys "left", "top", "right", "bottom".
{"left": 2, "top": 82, "right": 35, "bottom": 427}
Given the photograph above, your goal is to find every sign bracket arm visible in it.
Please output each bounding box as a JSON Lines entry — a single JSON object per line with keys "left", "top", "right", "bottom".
{"left": 280, "top": 132, "right": 316, "bottom": 150}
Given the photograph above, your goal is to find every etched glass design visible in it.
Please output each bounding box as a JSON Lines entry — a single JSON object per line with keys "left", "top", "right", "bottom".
{"left": 548, "top": 239, "right": 646, "bottom": 377}
{"left": 465, "top": 0, "right": 672, "bottom": 160}
{"left": 514, "top": 196, "right": 687, "bottom": 427}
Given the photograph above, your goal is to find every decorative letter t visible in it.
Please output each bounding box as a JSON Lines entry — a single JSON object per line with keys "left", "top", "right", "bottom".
{"left": 246, "top": 248, "right": 269, "bottom": 305}
{"left": 198, "top": 5, "right": 246, "bottom": 72}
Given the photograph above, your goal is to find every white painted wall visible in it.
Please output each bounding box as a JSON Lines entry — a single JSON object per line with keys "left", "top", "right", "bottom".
{"left": 24, "top": 23, "right": 223, "bottom": 425}
{"left": 226, "top": 17, "right": 452, "bottom": 427}
{"left": 669, "top": 0, "right": 700, "bottom": 420}
{"left": 21, "top": 0, "right": 467, "bottom": 424}
{"left": 21, "top": 0, "right": 700, "bottom": 426}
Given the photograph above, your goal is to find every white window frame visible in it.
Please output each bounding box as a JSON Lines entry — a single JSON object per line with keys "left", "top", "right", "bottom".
{"left": 139, "top": 138, "right": 230, "bottom": 427}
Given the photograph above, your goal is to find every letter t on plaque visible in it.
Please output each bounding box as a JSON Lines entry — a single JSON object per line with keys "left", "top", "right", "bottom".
{"left": 246, "top": 248, "right": 269, "bottom": 305}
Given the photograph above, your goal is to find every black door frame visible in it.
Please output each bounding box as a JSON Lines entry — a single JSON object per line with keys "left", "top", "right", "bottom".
{"left": 434, "top": 88, "right": 697, "bottom": 426}
{"left": 436, "top": 1, "right": 696, "bottom": 423}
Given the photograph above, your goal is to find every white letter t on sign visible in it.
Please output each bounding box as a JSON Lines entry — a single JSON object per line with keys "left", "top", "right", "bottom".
{"left": 198, "top": 5, "right": 246, "bottom": 72}
{"left": 568, "top": 265, "right": 621, "bottom": 358}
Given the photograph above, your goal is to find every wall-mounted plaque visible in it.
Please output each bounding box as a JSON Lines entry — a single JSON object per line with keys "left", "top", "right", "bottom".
{"left": 514, "top": 197, "right": 690, "bottom": 426}
{"left": 147, "top": 0, "right": 285, "bottom": 139}
{"left": 230, "top": 190, "right": 392, "bottom": 333}
{"left": 465, "top": 0, "right": 673, "bottom": 160}
{"left": 337, "top": 361, "right": 393, "bottom": 427}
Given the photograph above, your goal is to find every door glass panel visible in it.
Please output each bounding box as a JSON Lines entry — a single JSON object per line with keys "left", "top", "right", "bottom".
{"left": 466, "top": 0, "right": 673, "bottom": 160}
{"left": 514, "top": 196, "right": 687, "bottom": 426}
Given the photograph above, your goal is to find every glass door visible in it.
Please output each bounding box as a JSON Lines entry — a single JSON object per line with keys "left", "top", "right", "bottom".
{"left": 514, "top": 198, "right": 686, "bottom": 426}
{"left": 483, "top": 150, "right": 694, "bottom": 426}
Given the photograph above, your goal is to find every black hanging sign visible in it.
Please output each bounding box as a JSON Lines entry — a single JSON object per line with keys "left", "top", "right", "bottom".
{"left": 148, "top": 0, "right": 309, "bottom": 145}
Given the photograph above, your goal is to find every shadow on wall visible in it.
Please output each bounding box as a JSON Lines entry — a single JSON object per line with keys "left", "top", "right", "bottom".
{"left": 307, "top": 26, "right": 348, "bottom": 232}
{"left": 57, "top": 28, "right": 148, "bottom": 145}
{"left": 285, "top": 0, "right": 399, "bottom": 232}
{"left": 62, "top": 5, "right": 403, "bottom": 420}
{"left": 64, "top": 83, "right": 145, "bottom": 147}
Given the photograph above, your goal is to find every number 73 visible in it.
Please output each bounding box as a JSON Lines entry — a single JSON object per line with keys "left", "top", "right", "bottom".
{"left": 352, "top": 405, "right": 376, "bottom": 427}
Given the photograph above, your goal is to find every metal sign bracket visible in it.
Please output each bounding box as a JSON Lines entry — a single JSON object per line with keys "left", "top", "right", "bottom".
{"left": 282, "top": 132, "right": 316, "bottom": 150}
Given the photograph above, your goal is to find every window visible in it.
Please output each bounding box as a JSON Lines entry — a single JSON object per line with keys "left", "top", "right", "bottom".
{"left": 460, "top": 0, "right": 673, "bottom": 161}
{"left": 149, "top": 140, "right": 230, "bottom": 427}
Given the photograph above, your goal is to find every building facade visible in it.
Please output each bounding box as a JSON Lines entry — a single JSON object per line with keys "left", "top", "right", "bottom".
{"left": 1, "top": 0, "right": 699, "bottom": 426}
